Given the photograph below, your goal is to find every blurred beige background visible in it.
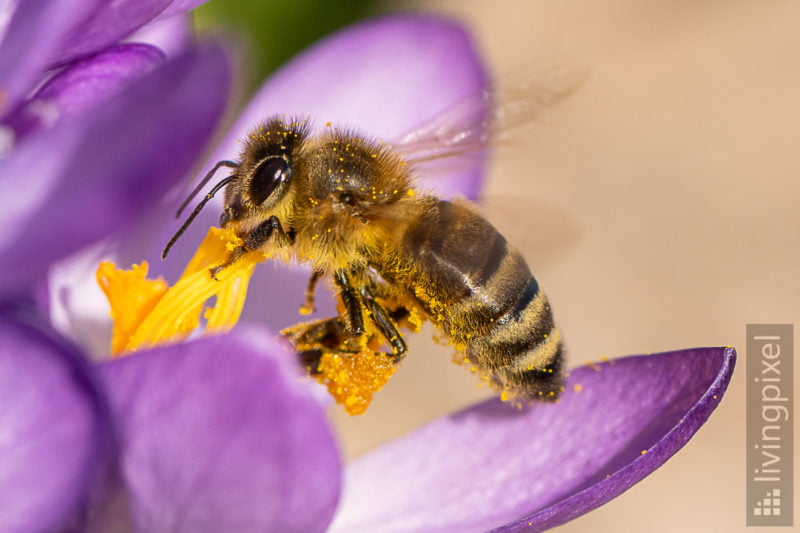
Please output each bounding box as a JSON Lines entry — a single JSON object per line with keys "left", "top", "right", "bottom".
{"left": 330, "top": 1, "right": 800, "bottom": 532}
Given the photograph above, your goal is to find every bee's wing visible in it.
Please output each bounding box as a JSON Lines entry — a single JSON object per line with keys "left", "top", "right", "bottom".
{"left": 481, "top": 195, "right": 582, "bottom": 272}
{"left": 391, "top": 62, "right": 587, "bottom": 166}
{"left": 391, "top": 63, "right": 587, "bottom": 268}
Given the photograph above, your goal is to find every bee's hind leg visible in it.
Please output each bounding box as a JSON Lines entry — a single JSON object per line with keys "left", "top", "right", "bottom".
{"left": 281, "top": 317, "right": 360, "bottom": 374}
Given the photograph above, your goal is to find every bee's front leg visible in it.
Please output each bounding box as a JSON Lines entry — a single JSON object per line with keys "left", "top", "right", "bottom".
{"left": 209, "top": 215, "right": 294, "bottom": 279}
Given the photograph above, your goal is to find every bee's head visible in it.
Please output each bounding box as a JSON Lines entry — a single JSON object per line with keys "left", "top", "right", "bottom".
{"left": 222, "top": 117, "right": 309, "bottom": 226}
{"left": 162, "top": 116, "right": 309, "bottom": 260}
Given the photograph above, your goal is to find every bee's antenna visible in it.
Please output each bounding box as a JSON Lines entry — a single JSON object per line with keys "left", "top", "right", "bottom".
{"left": 162, "top": 175, "right": 237, "bottom": 260}
{"left": 176, "top": 160, "right": 239, "bottom": 218}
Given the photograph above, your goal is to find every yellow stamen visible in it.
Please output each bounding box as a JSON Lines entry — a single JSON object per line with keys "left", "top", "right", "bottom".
{"left": 96, "top": 227, "right": 266, "bottom": 356}
{"left": 96, "top": 261, "right": 167, "bottom": 355}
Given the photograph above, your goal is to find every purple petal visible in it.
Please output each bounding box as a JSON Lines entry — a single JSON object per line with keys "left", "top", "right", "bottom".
{"left": 50, "top": 0, "right": 175, "bottom": 66}
{"left": 154, "top": 0, "right": 209, "bottom": 21}
{"left": 331, "top": 347, "right": 736, "bottom": 532}
{"left": 95, "top": 327, "right": 341, "bottom": 532}
{"left": 7, "top": 43, "right": 165, "bottom": 139}
{"left": 205, "top": 14, "right": 489, "bottom": 199}
{"left": 0, "top": 43, "right": 230, "bottom": 297}
{"left": 0, "top": 0, "right": 94, "bottom": 117}
{"left": 125, "top": 13, "right": 192, "bottom": 57}
{"left": 0, "top": 312, "right": 107, "bottom": 532}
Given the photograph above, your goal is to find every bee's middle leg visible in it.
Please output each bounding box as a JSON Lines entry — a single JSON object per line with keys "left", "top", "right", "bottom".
{"left": 334, "top": 270, "right": 365, "bottom": 335}
{"left": 327, "top": 270, "right": 407, "bottom": 362}
{"left": 299, "top": 270, "right": 322, "bottom": 315}
{"left": 359, "top": 285, "right": 407, "bottom": 362}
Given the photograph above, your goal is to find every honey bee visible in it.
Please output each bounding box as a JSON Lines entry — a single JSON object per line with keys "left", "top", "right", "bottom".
{"left": 162, "top": 73, "right": 577, "bottom": 403}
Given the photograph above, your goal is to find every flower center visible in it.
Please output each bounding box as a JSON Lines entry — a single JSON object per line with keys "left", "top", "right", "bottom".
{"left": 96, "top": 227, "right": 264, "bottom": 356}
{"left": 96, "top": 225, "right": 401, "bottom": 415}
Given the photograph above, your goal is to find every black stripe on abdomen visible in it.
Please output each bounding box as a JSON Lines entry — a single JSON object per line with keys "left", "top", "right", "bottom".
{"left": 467, "top": 287, "right": 554, "bottom": 370}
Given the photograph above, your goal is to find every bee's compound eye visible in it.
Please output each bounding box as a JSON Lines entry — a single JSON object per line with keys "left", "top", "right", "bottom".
{"left": 250, "top": 156, "right": 289, "bottom": 205}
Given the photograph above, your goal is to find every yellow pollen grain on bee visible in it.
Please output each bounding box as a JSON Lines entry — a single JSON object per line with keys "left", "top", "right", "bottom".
{"left": 500, "top": 391, "right": 510, "bottom": 402}
{"left": 406, "top": 189, "right": 415, "bottom": 197}
{"left": 327, "top": 169, "right": 332, "bottom": 174}
{"left": 338, "top": 157, "right": 344, "bottom": 161}
{"left": 325, "top": 121, "right": 331, "bottom": 127}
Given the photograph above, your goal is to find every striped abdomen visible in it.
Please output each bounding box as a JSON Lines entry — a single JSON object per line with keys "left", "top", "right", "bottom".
{"left": 379, "top": 197, "right": 563, "bottom": 400}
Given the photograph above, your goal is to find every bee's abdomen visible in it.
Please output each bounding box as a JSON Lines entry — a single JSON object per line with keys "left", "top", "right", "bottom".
{"left": 396, "top": 198, "right": 563, "bottom": 399}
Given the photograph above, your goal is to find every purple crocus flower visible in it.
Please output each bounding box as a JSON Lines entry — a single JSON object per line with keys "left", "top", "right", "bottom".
{"left": 0, "top": 5, "right": 735, "bottom": 532}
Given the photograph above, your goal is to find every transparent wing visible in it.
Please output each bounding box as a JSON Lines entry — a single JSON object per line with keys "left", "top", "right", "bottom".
{"left": 391, "top": 61, "right": 588, "bottom": 166}
{"left": 480, "top": 195, "right": 582, "bottom": 273}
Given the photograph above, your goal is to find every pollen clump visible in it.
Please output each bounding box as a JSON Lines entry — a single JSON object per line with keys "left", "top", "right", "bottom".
{"left": 315, "top": 350, "right": 397, "bottom": 415}
{"left": 96, "top": 226, "right": 266, "bottom": 356}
